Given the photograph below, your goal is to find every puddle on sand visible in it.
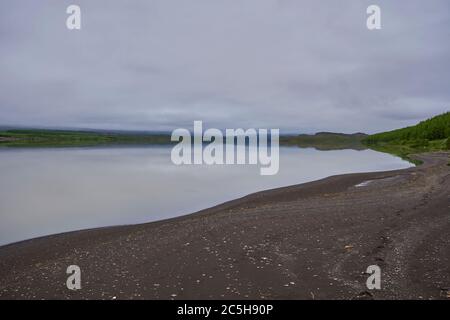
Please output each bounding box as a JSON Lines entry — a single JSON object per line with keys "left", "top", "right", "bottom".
{"left": 355, "top": 180, "right": 373, "bottom": 187}
{"left": 354, "top": 175, "right": 405, "bottom": 188}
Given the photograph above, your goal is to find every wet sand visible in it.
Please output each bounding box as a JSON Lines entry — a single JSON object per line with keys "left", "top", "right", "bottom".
{"left": 0, "top": 152, "right": 449, "bottom": 300}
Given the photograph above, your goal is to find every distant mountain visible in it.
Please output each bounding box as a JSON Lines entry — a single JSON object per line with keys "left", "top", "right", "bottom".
{"left": 311, "top": 132, "right": 367, "bottom": 137}
{"left": 280, "top": 132, "right": 367, "bottom": 151}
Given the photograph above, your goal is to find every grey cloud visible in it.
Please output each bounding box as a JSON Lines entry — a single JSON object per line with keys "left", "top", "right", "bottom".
{"left": 0, "top": 0, "right": 449, "bottom": 134}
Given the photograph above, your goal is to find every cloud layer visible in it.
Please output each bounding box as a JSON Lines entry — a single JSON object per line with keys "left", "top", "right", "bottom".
{"left": 1, "top": 0, "right": 449, "bottom": 133}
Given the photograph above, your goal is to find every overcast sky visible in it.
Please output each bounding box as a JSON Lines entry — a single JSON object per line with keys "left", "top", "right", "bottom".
{"left": 0, "top": 0, "right": 449, "bottom": 133}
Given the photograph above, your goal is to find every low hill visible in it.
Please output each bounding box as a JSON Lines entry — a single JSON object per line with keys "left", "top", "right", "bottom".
{"left": 0, "top": 129, "right": 172, "bottom": 147}
{"left": 280, "top": 132, "right": 367, "bottom": 150}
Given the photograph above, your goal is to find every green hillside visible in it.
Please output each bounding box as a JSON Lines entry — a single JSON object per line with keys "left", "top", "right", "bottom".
{"left": 363, "top": 112, "right": 450, "bottom": 161}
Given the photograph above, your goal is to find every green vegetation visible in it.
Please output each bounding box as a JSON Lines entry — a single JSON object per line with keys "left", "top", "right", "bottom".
{"left": 1, "top": 128, "right": 369, "bottom": 150}
{"left": 280, "top": 132, "right": 367, "bottom": 151}
{"left": 1, "top": 112, "right": 449, "bottom": 167}
{"left": 364, "top": 112, "right": 450, "bottom": 143}
{"left": 0, "top": 129, "right": 172, "bottom": 147}
{"left": 363, "top": 112, "right": 450, "bottom": 163}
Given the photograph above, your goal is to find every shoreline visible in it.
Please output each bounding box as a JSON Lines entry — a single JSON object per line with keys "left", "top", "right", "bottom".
{"left": 0, "top": 152, "right": 449, "bottom": 299}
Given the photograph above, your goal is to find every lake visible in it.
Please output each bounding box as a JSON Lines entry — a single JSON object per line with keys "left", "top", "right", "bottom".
{"left": 0, "top": 146, "right": 412, "bottom": 246}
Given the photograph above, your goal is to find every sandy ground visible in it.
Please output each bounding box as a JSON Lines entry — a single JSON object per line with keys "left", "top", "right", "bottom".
{"left": 0, "top": 152, "right": 449, "bottom": 300}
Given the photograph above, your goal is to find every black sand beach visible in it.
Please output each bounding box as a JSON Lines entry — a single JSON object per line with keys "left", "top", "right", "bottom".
{"left": 0, "top": 152, "right": 449, "bottom": 300}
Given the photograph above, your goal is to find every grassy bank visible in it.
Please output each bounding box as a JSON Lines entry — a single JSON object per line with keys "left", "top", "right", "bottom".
{"left": 0, "top": 129, "right": 172, "bottom": 147}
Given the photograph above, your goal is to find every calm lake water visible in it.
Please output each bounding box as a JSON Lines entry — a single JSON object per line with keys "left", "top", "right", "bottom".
{"left": 0, "top": 147, "right": 412, "bottom": 246}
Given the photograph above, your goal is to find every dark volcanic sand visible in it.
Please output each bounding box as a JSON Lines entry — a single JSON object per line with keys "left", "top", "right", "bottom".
{"left": 0, "top": 152, "right": 449, "bottom": 300}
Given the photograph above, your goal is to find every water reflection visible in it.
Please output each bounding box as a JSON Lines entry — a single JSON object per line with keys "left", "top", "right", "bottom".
{"left": 0, "top": 147, "right": 412, "bottom": 245}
